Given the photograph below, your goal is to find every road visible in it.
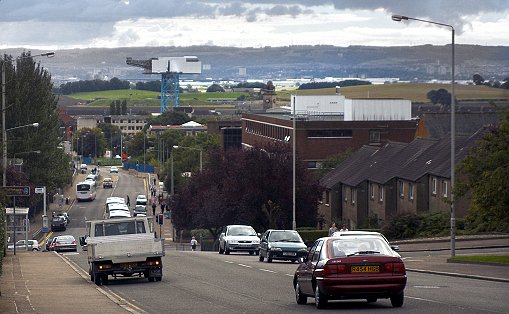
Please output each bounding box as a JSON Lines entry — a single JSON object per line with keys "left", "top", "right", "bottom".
{"left": 60, "top": 168, "right": 508, "bottom": 314}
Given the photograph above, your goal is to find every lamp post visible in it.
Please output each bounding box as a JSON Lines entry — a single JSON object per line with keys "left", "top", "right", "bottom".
{"left": 392, "top": 14, "right": 456, "bottom": 256}
{"left": 2, "top": 52, "right": 54, "bottom": 188}
{"left": 292, "top": 96, "right": 297, "bottom": 231}
{"left": 172, "top": 145, "right": 202, "bottom": 171}
{"left": 13, "top": 150, "right": 41, "bottom": 171}
{"left": 3, "top": 123, "right": 39, "bottom": 187}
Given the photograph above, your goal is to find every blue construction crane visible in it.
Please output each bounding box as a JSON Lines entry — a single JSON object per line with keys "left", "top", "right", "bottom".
{"left": 126, "top": 56, "right": 201, "bottom": 113}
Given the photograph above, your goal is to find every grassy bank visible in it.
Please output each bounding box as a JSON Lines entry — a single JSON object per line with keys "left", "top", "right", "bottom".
{"left": 448, "top": 255, "right": 509, "bottom": 266}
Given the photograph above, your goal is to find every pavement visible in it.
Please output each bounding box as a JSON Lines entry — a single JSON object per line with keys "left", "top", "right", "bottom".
{"left": 1, "top": 170, "right": 508, "bottom": 312}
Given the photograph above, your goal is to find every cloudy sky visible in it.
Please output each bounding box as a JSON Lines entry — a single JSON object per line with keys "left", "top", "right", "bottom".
{"left": 1, "top": 0, "right": 509, "bottom": 50}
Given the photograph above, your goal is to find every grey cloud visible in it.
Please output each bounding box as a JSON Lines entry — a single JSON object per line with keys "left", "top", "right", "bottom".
{"left": 1, "top": 0, "right": 508, "bottom": 29}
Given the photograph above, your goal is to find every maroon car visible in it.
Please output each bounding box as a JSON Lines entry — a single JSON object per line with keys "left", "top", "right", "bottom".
{"left": 293, "top": 235, "right": 407, "bottom": 309}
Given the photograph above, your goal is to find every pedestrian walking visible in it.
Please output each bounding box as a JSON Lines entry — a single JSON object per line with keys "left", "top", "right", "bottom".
{"left": 161, "top": 202, "right": 165, "bottom": 214}
{"left": 126, "top": 195, "right": 130, "bottom": 207}
{"left": 190, "top": 236, "right": 198, "bottom": 251}
{"left": 328, "top": 222, "right": 338, "bottom": 236}
{"left": 152, "top": 202, "right": 157, "bottom": 216}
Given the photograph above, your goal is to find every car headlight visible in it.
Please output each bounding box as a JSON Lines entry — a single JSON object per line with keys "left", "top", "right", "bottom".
{"left": 229, "top": 240, "right": 237, "bottom": 244}
{"left": 270, "top": 247, "right": 282, "bottom": 252}
{"left": 298, "top": 248, "right": 308, "bottom": 253}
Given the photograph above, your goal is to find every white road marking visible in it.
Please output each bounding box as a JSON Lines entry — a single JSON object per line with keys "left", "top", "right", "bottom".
{"left": 224, "top": 260, "right": 234, "bottom": 264}
{"left": 259, "top": 268, "right": 276, "bottom": 273}
{"left": 238, "top": 264, "right": 252, "bottom": 268}
{"left": 285, "top": 274, "right": 294, "bottom": 277}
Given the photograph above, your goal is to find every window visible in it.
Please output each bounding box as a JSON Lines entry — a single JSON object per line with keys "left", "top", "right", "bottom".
{"left": 350, "top": 187, "right": 356, "bottom": 204}
{"left": 442, "top": 180, "right": 448, "bottom": 198}
{"left": 369, "top": 129, "right": 381, "bottom": 143}
{"left": 409, "top": 183, "right": 414, "bottom": 200}
{"left": 378, "top": 185, "right": 384, "bottom": 202}
{"left": 307, "top": 129, "right": 352, "bottom": 138}
{"left": 432, "top": 178, "right": 437, "bottom": 195}
{"left": 369, "top": 183, "right": 374, "bottom": 199}
{"left": 399, "top": 181, "right": 404, "bottom": 198}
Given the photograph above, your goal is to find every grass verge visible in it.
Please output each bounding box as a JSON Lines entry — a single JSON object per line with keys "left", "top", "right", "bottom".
{"left": 448, "top": 255, "right": 509, "bottom": 266}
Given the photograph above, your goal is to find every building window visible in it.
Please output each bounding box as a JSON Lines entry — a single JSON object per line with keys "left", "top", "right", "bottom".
{"left": 307, "top": 129, "right": 353, "bottom": 138}
{"left": 442, "top": 180, "right": 448, "bottom": 198}
{"left": 351, "top": 187, "right": 356, "bottom": 204}
{"left": 369, "top": 129, "right": 381, "bottom": 144}
{"left": 399, "top": 180, "right": 404, "bottom": 198}
{"left": 370, "top": 183, "right": 374, "bottom": 199}
{"left": 432, "top": 178, "right": 437, "bottom": 195}
{"left": 378, "top": 185, "right": 384, "bottom": 202}
{"left": 409, "top": 183, "right": 414, "bottom": 200}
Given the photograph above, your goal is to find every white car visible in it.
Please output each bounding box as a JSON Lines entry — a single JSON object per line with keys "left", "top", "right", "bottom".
{"left": 219, "top": 225, "right": 260, "bottom": 255}
{"left": 110, "top": 166, "right": 119, "bottom": 173}
{"left": 108, "top": 209, "right": 131, "bottom": 219}
{"left": 85, "top": 174, "right": 97, "bottom": 186}
{"left": 332, "top": 230, "right": 400, "bottom": 254}
{"left": 8, "top": 240, "right": 40, "bottom": 251}
{"left": 135, "top": 194, "right": 148, "bottom": 206}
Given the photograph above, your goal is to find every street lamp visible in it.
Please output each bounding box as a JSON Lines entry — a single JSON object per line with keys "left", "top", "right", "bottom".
{"left": 2, "top": 52, "right": 54, "bottom": 188}
{"left": 3, "top": 123, "right": 40, "bottom": 186}
{"left": 172, "top": 145, "right": 203, "bottom": 171}
{"left": 13, "top": 150, "right": 41, "bottom": 171}
{"left": 392, "top": 14, "right": 456, "bottom": 256}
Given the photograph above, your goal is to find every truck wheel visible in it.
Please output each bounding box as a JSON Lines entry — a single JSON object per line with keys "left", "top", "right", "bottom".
{"left": 224, "top": 245, "right": 230, "bottom": 255}
{"left": 102, "top": 274, "right": 109, "bottom": 285}
{"left": 148, "top": 276, "right": 155, "bottom": 282}
{"left": 155, "top": 276, "right": 162, "bottom": 282}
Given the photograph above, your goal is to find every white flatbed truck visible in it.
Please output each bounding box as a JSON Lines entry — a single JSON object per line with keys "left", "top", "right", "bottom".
{"left": 80, "top": 216, "right": 164, "bottom": 285}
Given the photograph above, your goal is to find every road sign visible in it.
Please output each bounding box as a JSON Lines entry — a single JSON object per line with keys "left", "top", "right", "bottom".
{"left": 35, "top": 187, "right": 45, "bottom": 194}
{"left": 3, "top": 186, "right": 30, "bottom": 196}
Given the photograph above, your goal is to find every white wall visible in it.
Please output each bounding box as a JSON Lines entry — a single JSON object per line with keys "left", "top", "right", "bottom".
{"left": 344, "top": 99, "right": 411, "bottom": 121}
{"left": 291, "top": 94, "right": 345, "bottom": 115}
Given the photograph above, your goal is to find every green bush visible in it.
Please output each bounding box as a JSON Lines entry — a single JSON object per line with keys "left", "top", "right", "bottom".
{"left": 382, "top": 211, "right": 453, "bottom": 240}
{"left": 298, "top": 229, "right": 328, "bottom": 246}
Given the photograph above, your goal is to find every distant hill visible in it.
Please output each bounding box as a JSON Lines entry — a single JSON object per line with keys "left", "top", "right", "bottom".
{"left": 7, "top": 45, "right": 508, "bottom": 84}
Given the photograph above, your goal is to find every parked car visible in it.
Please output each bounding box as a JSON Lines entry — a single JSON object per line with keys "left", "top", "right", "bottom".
{"left": 52, "top": 235, "right": 78, "bottom": 253}
{"left": 218, "top": 225, "right": 260, "bottom": 255}
{"left": 108, "top": 209, "right": 131, "bottom": 219}
{"left": 45, "top": 236, "right": 56, "bottom": 251}
{"left": 85, "top": 174, "right": 97, "bottom": 187}
{"left": 133, "top": 204, "right": 147, "bottom": 217}
{"left": 80, "top": 163, "right": 87, "bottom": 174}
{"left": 110, "top": 166, "right": 119, "bottom": 173}
{"left": 135, "top": 194, "right": 147, "bottom": 206}
{"left": 51, "top": 216, "right": 67, "bottom": 232}
{"left": 259, "top": 229, "right": 308, "bottom": 263}
{"left": 55, "top": 212, "right": 70, "bottom": 226}
{"left": 293, "top": 235, "right": 407, "bottom": 309}
{"left": 8, "top": 240, "right": 40, "bottom": 251}
{"left": 102, "top": 177, "right": 113, "bottom": 188}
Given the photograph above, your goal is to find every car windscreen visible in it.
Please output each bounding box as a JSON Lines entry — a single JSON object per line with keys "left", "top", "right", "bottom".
{"left": 268, "top": 231, "right": 303, "bottom": 242}
{"left": 228, "top": 226, "right": 257, "bottom": 236}
{"left": 329, "top": 237, "right": 393, "bottom": 257}
{"left": 56, "top": 236, "right": 75, "bottom": 244}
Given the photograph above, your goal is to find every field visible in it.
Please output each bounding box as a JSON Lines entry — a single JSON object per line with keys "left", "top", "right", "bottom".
{"left": 277, "top": 83, "right": 509, "bottom": 103}
{"left": 70, "top": 89, "right": 250, "bottom": 107}
{"left": 69, "top": 83, "right": 509, "bottom": 107}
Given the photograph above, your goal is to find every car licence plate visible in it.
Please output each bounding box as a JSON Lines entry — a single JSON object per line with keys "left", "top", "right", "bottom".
{"left": 351, "top": 265, "right": 380, "bottom": 273}
{"left": 283, "top": 252, "right": 297, "bottom": 256}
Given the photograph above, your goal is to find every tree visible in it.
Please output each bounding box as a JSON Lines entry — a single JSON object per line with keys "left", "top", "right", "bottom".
{"left": 455, "top": 109, "right": 509, "bottom": 232}
{"left": 109, "top": 101, "right": 115, "bottom": 115}
{"left": 121, "top": 99, "right": 127, "bottom": 115}
{"left": 426, "top": 88, "right": 451, "bottom": 106}
{"left": 473, "top": 73, "right": 485, "bottom": 85}
{"left": 147, "top": 110, "right": 190, "bottom": 126}
{"left": 171, "top": 143, "right": 324, "bottom": 239}
{"left": 206, "top": 84, "right": 225, "bottom": 92}
{"left": 1, "top": 52, "right": 71, "bottom": 218}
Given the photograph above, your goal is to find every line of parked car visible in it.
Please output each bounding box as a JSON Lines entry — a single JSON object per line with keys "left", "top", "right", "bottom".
{"left": 217, "top": 225, "right": 407, "bottom": 309}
